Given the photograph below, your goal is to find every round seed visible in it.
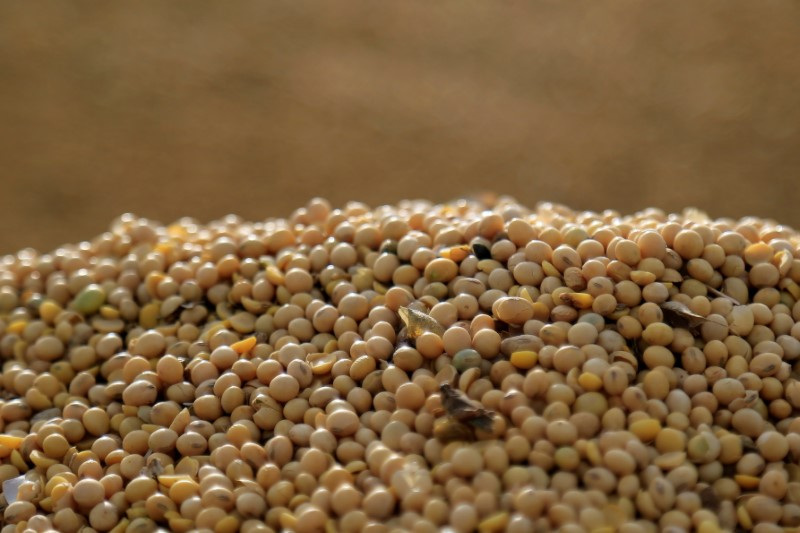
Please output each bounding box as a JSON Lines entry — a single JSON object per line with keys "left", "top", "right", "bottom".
{"left": 132, "top": 330, "right": 166, "bottom": 357}
{"left": 492, "top": 297, "right": 534, "bottom": 325}
{"left": 89, "top": 501, "right": 119, "bottom": 531}
{"left": 326, "top": 409, "right": 359, "bottom": 437}
{"left": 750, "top": 352, "right": 781, "bottom": 377}
{"left": 74, "top": 284, "right": 106, "bottom": 315}
{"left": 451, "top": 447, "right": 484, "bottom": 478}
{"left": 269, "top": 374, "right": 300, "bottom": 403}
{"left": 510, "top": 351, "right": 538, "bottom": 370}
{"left": 629, "top": 419, "right": 661, "bottom": 442}
{"left": 424, "top": 258, "right": 459, "bottom": 283}
{"left": 452, "top": 349, "right": 482, "bottom": 372}
{"left": 74, "top": 478, "right": 106, "bottom": 508}
{"left": 756, "top": 431, "right": 789, "bottom": 462}
{"left": 34, "top": 335, "right": 64, "bottom": 361}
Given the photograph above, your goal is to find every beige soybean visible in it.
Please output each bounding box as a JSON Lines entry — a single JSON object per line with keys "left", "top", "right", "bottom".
{"left": 1, "top": 198, "right": 800, "bottom": 531}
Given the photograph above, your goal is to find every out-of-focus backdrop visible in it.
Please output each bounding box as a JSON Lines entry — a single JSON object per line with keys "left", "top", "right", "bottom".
{"left": 1, "top": 1, "right": 799, "bottom": 254}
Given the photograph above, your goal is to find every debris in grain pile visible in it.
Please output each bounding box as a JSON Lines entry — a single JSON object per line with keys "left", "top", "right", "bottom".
{"left": 0, "top": 197, "right": 799, "bottom": 532}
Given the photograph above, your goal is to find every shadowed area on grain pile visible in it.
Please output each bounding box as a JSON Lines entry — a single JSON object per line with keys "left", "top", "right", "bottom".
{"left": 0, "top": 1, "right": 799, "bottom": 253}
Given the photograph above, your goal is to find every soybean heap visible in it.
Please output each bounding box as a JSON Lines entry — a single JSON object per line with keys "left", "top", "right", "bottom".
{"left": 0, "top": 197, "right": 799, "bottom": 533}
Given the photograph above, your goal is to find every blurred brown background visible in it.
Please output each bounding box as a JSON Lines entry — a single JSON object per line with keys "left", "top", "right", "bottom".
{"left": 1, "top": 1, "right": 799, "bottom": 255}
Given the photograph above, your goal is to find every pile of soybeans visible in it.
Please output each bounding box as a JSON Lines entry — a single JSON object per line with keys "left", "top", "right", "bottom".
{"left": 1, "top": 197, "right": 800, "bottom": 533}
